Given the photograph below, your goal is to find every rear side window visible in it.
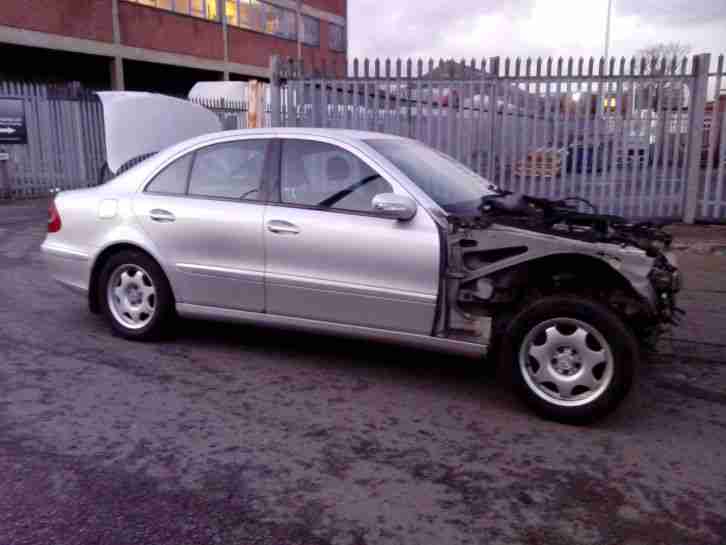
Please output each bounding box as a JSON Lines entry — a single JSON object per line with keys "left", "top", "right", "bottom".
{"left": 188, "top": 140, "right": 268, "bottom": 200}
{"left": 146, "top": 154, "right": 192, "bottom": 194}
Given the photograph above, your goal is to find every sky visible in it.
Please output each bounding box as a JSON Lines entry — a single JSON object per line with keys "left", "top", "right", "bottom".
{"left": 348, "top": 0, "right": 726, "bottom": 67}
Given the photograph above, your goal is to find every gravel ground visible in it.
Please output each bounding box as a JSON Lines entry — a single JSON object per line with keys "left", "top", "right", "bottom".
{"left": 1, "top": 200, "right": 726, "bottom": 545}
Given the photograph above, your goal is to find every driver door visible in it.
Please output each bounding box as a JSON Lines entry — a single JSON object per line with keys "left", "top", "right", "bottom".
{"left": 263, "top": 138, "right": 440, "bottom": 334}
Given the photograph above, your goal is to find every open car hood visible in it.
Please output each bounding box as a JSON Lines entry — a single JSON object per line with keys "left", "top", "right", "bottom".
{"left": 97, "top": 92, "right": 222, "bottom": 174}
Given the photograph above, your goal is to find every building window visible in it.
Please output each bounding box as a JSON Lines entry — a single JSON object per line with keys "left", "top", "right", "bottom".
{"left": 127, "top": 0, "right": 302, "bottom": 42}
{"left": 126, "top": 0, "right": 220, "bottom": 22}
{"left": 235, "top": 1, "right": 297, "bottom": 40}
{"left": 238, "top": 0, "right": 264, "bottom": 31}
{"left": 225, "top": 0, "right": 237, "bottom": 25}
{"left": 301, "top": 14, "right": 320, "bottom": 46}
{"left": 329, "top": 22, "right": 345, "bottom": 52}
{"left": 263, "top": 4, "right": 296, "bottom": 39}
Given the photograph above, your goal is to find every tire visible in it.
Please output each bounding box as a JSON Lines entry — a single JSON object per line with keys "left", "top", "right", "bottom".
{"left": 499, "top": 296, "right": 638, "bottom": 424}
{"left": 98, "top": 250, "right": 174, "bottom": 341}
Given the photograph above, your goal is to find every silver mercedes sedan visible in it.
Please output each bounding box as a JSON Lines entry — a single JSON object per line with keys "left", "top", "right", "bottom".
{"left": 42, "top": 94, "right": 681, "bottom": 423}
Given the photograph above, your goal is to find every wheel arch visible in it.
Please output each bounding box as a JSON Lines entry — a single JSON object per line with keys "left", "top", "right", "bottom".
{"left": 488, "top": 252, "right": 643, "bottom": 297}
{"left": 88, "top": 242, "right": 175, "bottom": 314}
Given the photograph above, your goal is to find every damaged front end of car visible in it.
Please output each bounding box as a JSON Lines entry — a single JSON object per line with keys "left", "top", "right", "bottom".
{"left": 435, "top": 191, "right": 683, "bottom": 349}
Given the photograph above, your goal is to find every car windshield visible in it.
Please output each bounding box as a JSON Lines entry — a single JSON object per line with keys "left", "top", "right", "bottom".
{"left": 365, "top": 139, "right": 497, "bottom": 213}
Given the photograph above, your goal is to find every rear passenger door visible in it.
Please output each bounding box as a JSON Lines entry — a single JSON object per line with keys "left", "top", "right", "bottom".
{"left": 133, "top": 138, "right": 272, "bottom": 312}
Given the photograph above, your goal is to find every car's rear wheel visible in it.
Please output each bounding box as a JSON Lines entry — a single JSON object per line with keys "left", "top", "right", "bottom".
{"left": 99, "top": 250, "right": 173, "bottom": 341}
{"left": 500, "top": 296, "right": 638, "bottom": 423}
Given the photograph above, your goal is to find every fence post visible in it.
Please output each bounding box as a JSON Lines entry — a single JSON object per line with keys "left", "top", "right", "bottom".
{"left": 72, "top": 102, "right": 87, "bottom": 185}
{"left": 0, "top": 148, "right": 9, "bottom": 199}
{"left": 683, "top": 53, "right": 710, "bottom": 223}
{"left": 269, "top": 55, "right": 282, "bottom": 127}
{"left": 487, "top": 56, "right": 500, "bottom": 180}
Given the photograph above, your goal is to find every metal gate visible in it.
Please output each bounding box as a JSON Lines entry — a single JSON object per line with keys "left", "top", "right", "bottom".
{"left": 272, "top": 54, "right": 726, "bottom": 222}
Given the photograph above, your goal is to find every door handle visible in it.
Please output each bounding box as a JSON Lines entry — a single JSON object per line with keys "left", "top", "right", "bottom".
{"left": 149, "top": 209, "right": 175, "bottom": 223}
{"left": 267, "top": 220, "right": 300, "bottom": 235}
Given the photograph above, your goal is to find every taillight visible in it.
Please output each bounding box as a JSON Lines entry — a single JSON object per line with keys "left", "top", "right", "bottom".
{"left": 48, "top": 201, "right": 62, "bottom": 233}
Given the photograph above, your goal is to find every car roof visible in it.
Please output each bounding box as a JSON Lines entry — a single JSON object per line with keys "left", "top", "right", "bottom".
{"left": 108, "top": 128, "right": 409, "bottom": 191}
{"left": 141, "top": 128, "right": 407, "bottom": 173}
{"left": 182, "top": 127, "right": 406, "bottom": 146}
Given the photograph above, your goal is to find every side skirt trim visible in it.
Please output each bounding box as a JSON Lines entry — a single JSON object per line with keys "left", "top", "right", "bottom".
{"left": 176, "top": 303, "right": 488, "bottom": 357}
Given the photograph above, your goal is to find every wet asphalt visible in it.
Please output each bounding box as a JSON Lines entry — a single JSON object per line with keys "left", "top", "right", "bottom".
{"left": 1, "top": 200, "right": 725, "bottom": 545}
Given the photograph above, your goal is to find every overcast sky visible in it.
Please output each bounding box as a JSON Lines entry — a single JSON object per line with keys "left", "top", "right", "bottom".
{"left": 348, "top": 0, "right": 726, "bottom": 68}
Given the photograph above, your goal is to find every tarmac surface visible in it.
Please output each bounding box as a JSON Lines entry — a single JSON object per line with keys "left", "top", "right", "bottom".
{"left": 1, "top": 199, "right": 725, "bottom": 545}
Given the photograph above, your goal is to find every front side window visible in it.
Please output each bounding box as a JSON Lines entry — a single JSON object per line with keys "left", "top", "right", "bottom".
{"left": 280, "top": 140, "right": 393, "bottom": 213}
{"left": 146, "top": 153, "right": 193, "bottom": 195}
{"left": 301, "top": 15, "right": 320, "bottom": 46}
{"left": 188, "top": 140, "right": 268, "bottom": 200}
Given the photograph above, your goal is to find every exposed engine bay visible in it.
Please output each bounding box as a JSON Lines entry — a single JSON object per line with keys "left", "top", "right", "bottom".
{"left": 435, "top": 191, "right": 683, "bottom": 347}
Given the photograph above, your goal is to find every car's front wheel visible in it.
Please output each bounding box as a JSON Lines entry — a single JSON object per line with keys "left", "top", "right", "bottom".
{"left": 500, "top": 296, "right": 638, "bottom": 423}
{"left": 98, "top": 250, "right": 173, "bottom": 341}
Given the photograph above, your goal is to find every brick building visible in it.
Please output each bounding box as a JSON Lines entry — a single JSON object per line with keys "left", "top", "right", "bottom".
{"left": 0, "top": 0, "right": 347, "bottom": 94}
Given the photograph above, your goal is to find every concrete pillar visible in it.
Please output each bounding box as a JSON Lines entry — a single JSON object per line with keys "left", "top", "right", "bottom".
{"left": 219, "top": 0, "right": 230, "bottom": 81}
{"left": 296, "top": 0, "right": 303, "bottom": 62}
{"left": 110, "top": 57, "right": 125, "bottom": 91}
{"left": 110, "top": 0, "right": 125, "bottom": 90}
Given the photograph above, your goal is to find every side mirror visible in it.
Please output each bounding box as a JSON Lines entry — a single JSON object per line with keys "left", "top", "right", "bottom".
{"left": 372, "top": 193, "right": 417, "bottom": 221}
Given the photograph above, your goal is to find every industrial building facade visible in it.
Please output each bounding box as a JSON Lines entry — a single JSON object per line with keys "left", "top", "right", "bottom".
{"left": 0, "top": 0, "right": 347, "bottom": 94}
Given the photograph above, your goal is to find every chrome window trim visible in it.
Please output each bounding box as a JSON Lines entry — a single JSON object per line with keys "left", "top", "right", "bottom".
{"left": 270, "top": 133, "right": 444, "bottom": 214}
{"left": 135, "top": 131, "right": 450, "bottom": 226}
{"left": 276, "top": 137, "right": 398, "bottom": 216}
{"left": 139, "top": 134, "right": 273, "bottom": 204}
{"left": 138, "top": 133, "right": 275, "bottom": 193}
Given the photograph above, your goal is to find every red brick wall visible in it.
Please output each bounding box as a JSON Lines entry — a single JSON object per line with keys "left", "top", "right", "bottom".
{"left": 228, "top": 27, "right": 297, "bottom": 68}
{"left": 301, "top": 21, "right": 346, "bottom": 77}
{"left": 0, "top": 0, "right": 114, "bottom": 42}
{"left": 304, "top": 0, "right": 346, "bottom": 17}
{"left": 302, "top": 48, "right": 346, "bottom": 77}
{"left": 119, "top": 2, "right": 224, "bottom": 60}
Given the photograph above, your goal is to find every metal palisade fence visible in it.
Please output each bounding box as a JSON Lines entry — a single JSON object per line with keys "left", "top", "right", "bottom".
{"left": 271, "top": 54, "right": 726, "bottom": 222}
{"left": 0, "top": 85, "right": 254, "bottom": 197}
{"left": 188, "top": 96, "right": 251, "bottom": 130}
{"left": 1, "top": 55, "right": 725, "bottom": 224}
{"left": 0, "top": 81, "right": 106, "bottom": 198}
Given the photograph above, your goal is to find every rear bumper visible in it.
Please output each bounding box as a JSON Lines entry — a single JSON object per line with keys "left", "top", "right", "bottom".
{"left": 41, "top": 241, "right": 90, "bottom": 295}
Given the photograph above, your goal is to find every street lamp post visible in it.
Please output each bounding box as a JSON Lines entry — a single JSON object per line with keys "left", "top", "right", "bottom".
{"left": 604, "top": 0, "right": 614, "bottom": 61}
